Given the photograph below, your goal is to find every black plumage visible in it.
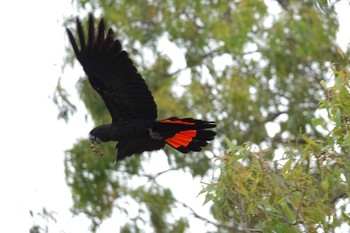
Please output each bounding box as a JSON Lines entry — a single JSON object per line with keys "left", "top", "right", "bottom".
{"left": 66, "top": 14, "right": 216, "bottom": 161}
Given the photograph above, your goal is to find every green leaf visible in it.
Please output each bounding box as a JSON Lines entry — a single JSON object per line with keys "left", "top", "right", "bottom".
{"left": 281, "top": 159, "right": 293, "bottom": 174}
{"left": 203, "top": 193, "right": 214, "bottom": 205}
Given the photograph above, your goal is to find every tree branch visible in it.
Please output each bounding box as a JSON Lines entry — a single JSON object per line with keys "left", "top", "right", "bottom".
{"left": 176, "top": 200, "right": 262, "bottom": 232}
{"left": 142, "top": 168, "right": 178, "bottom": 181}
{"left": 176, "top": 200, "right": 236, "bottom": 231}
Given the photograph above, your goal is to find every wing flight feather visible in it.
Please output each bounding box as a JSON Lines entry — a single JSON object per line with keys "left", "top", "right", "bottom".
{"left": 66, "top": 14, "right": 158, "bottom": 121}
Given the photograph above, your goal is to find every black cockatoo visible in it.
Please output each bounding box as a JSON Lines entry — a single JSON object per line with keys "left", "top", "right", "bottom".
{"left": 66, "top": 14, "right": 216, "bottom": 161}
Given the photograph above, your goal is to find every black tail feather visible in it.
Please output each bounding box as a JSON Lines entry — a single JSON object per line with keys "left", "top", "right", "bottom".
{"left": 155, "top": 117, "right": 216, "bottom": 153}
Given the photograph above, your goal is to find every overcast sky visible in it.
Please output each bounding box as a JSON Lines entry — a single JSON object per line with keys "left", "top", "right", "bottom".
{"left": 0, "top": 1, "right": 349, "bottom": 232}
{"left": 0, "top": 1, "right": 91, "bottom": 232}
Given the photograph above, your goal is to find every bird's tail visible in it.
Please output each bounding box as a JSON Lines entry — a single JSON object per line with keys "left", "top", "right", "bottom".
{"left": 154, "top": 117, "right": 216, "bottom": 153}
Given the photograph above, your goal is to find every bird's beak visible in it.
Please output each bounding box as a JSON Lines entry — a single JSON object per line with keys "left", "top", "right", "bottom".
{"left": 89, "top": 134, "right": 102, "bottom": 143}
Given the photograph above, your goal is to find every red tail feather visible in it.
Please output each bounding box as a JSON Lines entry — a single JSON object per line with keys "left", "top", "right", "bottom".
{"left": 165, "top": 130, "right": 197, "bottom": 148}
{"left": 161, "top": 119, "right": 195, "bottom": 125}
{"left": 157, "top": 117, "right": 216, "bottom": 153}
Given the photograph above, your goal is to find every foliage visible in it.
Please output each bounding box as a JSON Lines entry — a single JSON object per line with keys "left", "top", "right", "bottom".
{"left": 56, "top": 0, "right": 350, "bottom": 232}
{"left": 203, "top": 60, "right": 350, "bottom": 232}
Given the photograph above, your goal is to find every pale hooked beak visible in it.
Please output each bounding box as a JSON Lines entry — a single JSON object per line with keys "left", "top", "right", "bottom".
{"left": 89, "top": 134, "right": 102, "bottom": 143}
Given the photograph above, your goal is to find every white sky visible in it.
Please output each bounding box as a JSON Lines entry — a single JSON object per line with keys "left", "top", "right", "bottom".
{"left": 0, "top": 0, "right": 349, "bottom": 232}
{"left": 0, "top": 1, "right": 93, "bottom": 232}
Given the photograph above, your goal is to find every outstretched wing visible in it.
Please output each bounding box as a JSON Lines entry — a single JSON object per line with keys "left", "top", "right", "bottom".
{"left": 66, "top": 14, "right": 158, "bottom": 122}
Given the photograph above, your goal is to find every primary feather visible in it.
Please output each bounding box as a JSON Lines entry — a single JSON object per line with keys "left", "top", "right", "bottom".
{"left": 66, "top": 14, "right": 157, "bottom": 122}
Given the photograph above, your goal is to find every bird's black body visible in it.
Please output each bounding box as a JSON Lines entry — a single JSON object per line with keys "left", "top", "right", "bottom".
{"left": 66, "top": 14, "right": 216, "bottom": 161}
{"left": 90, "top": 119, "right": 154, "bottom": 142}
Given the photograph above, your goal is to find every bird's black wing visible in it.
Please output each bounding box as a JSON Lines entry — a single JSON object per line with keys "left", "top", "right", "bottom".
{"left": 66, "top": 14, "right": 158, "bottom": 122}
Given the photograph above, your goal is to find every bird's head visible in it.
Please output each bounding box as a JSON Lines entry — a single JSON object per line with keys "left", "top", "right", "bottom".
{"left": 89, "top": 124, "right": 113, "bottom": 143}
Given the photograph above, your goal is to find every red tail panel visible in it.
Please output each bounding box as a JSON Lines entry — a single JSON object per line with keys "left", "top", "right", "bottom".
{"left": 161, "top": 119, "right": 195, "bottom": 125}
{"left": 157, "top": 117, "right": 216, "bottom": 153}
{"left": 165, "top": 130, "right": 197, "bottom": 148}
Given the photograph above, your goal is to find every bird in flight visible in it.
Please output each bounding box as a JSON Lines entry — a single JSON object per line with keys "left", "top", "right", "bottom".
{"left": 66, "top": 14, "right": 216, "bottom": 161}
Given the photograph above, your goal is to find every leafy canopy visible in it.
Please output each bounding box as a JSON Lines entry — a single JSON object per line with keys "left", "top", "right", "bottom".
{"left": 56, "top": 0, "right": 350, "bottom": 232}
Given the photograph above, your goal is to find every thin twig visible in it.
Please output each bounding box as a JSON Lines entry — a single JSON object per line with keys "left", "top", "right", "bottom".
{"left": 141, "top": 168, "right": 178, "bottom": 181}
{"left": 176, "top": 200, "right": 237, "bottom": 231}
{"left": 176, "top": 199, "right": 263, "bottom": 232}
